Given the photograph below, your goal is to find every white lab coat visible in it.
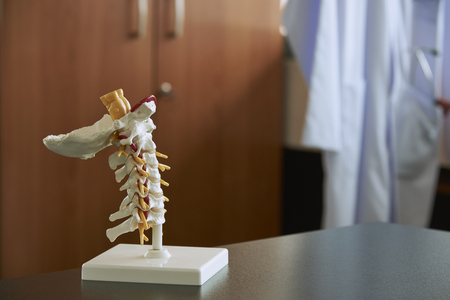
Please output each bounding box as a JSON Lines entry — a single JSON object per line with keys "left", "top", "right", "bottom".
{"left": 394, "top": 0, "right": 444, "bottom": 227}
{"left": 283, "top": 0, "right": 445, "bottom": 228}
{"left": 284, "top": 0, "right": 368, "bottom": 228}
{"left": 355, "top": 0, "right": 397, "bottom": 224}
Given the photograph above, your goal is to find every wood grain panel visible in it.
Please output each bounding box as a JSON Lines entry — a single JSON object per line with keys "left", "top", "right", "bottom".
{"left": 0, "top": 0, "right": 283, "bottom": 280}
{"left": 0, "top": 0, "right": 155, "bottom": 279}
{"left": 154, "top": 0, "right": 283, "bottom": 247}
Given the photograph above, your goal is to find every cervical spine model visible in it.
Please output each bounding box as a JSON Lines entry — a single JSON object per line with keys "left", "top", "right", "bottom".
{"left": 43, "top": 89, "right": 169, "bottom": 249}
{"left": 102, "top": 90, "right": 170, "bottom": 246}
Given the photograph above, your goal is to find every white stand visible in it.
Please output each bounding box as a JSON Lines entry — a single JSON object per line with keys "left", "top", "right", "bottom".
{"left": 82, "top": 244, "right": 228, "bottom": 285}
{"left": 143, "top": 224, "right": 171, "bottom": 259}
{"left": 152, "top": 224, "right": 163, "bottom": 250}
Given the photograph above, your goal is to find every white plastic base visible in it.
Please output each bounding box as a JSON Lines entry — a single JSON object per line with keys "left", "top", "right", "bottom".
{"left": 81, "top": 244, "right": 228, "bottom": 285}
{"left": 144, "top": 248, "right": 171, "bottom": 259}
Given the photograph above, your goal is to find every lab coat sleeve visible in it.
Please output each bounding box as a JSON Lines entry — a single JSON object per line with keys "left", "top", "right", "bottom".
{"left": 283, "top": 0, "right": 342, "bottom": 152}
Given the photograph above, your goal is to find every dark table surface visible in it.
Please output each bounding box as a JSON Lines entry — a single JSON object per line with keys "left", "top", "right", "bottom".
{"left": 2, "top": 222, "right": 450, "bottom": 299}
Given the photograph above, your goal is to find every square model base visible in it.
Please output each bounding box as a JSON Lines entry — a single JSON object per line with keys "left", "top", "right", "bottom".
{"left": 82, "top": 244, "right": 228, "bottom": 285}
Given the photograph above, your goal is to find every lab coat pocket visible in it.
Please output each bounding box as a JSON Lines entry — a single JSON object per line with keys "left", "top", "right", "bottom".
{"left": 396, "top": 86, "right": 440, "bottom": 179}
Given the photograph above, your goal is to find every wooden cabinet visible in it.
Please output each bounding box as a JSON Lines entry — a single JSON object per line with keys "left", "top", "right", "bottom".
{"left": 0, "top": 0, "right": 283, "bottom": 279}
{"left": 154, "top": 0, "right": 283, "bottom": 247}
{"left": 1, "top": 0, "right": 156, "bottom": 279}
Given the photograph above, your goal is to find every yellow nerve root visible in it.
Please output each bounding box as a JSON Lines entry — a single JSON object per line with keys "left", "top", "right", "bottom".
{"left": 138, "top": 181, "right": 149, "bottom": 195}
{"left": 138, "top": 168, "right": 150, "bottom": 177}
{"left": 117, "top": 145, "right": 128, "bottom": 158}
{"left": 110, "top": 131, "right": 120, "bottom": 143}
{"left": 138, "top": 210, "right": 149, "bottom": 230}
{"left": 163, "top": 196, "right": 169, "bottom": 202}
{"left": 160, "top": 179, "right": 169, "bottom": 187}
{"left": 137, "top": 223, "right": 148, "bottom": 246}
{"left": 133, "top": 156, "right": 146, "bottom": 165}
{"left": 139, "top": 197, "right": 149, "bottom": 210}
{"left": 155, "top": 152, "right": 168, "bottom": 159}
{"left": 158, "top": 163, "right": 171, "bottom": 172}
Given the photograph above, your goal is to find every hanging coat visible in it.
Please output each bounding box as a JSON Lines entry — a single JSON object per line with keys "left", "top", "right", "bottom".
{"left": 394, "top": 0, "right": 444, "bottom": 227}
{"left": 283, "top": 0, "right": 444, "bottom": 228}
{"left": 323, "top": 0, "right": 368, "bottom": 228}
{"left": 283, "top": 0, "right": 368, "bottom": 228}
{"left": 356, "top": 0, "right": 405, "bottom": 224}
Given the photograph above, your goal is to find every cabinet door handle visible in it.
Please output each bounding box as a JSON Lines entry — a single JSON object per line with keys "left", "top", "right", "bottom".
{"left": 136, "top": 0, "right": 148, "bottom": 38}
{"left": 173, "top": 0, "right": 184, "bottom": 37}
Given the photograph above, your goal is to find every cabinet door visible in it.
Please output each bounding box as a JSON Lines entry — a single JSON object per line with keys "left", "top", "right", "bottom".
{"left": 0, "top": 0, "right": 155, "bottom": 279}
{"left": 153, "top": 0, "right": 283, "bottom": 246}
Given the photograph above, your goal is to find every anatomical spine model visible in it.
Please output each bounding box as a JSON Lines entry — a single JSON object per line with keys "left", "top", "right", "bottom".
{"left": 43, "top": 89, "right": 169, "bottom": 249}
{"left": 102, "top": 90, "right": 170, "bottom": 246}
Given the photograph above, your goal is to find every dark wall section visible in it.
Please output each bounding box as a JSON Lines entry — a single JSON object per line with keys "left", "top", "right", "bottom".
{"left": 282, "top": 149, "right": 450, "bottom": 234}
{"left": 282, "top": 148, "right": 323, "bottom": 234}
{"left": 430, "top": 168, "right": 450, "bottom": 231}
